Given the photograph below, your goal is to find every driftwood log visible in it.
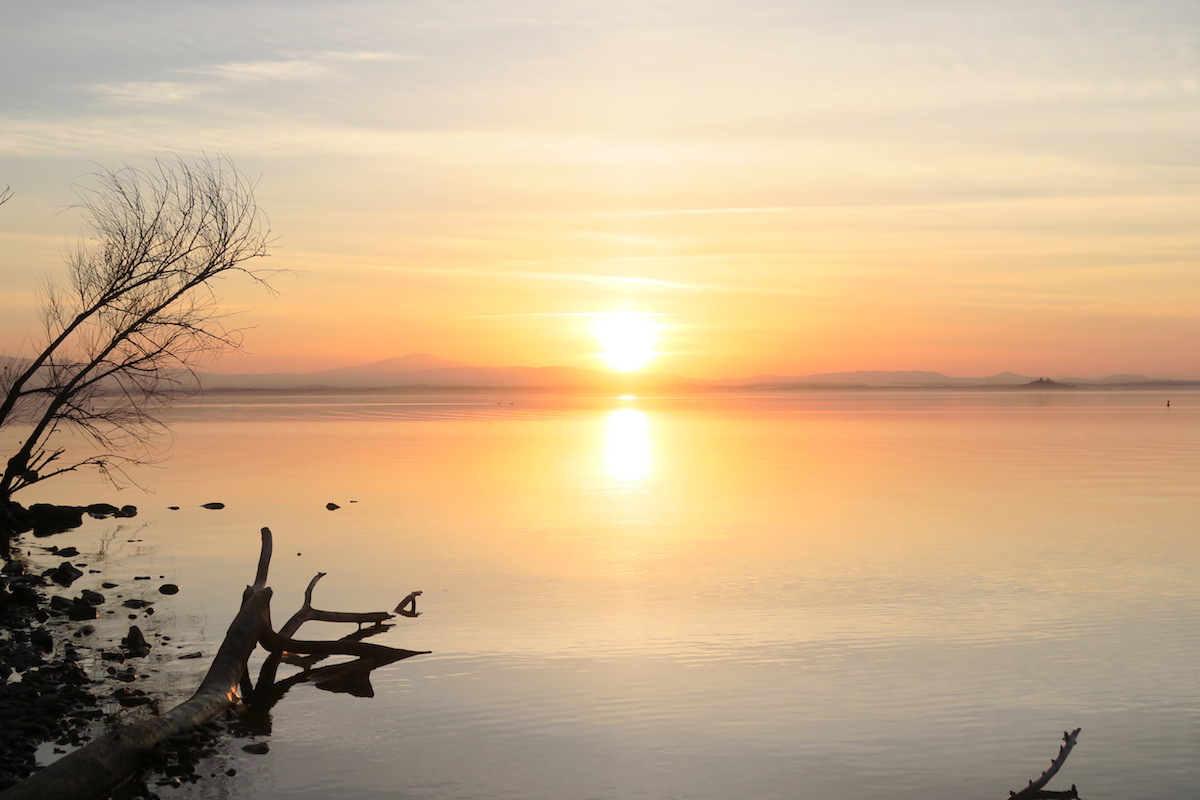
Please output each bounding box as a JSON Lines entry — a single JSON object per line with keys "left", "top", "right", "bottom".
{"left": 0, "top": 527, "right": 426, "bottom": 800}
{"left": 1008, "top": 728, "right": 1082, "bottom": 800}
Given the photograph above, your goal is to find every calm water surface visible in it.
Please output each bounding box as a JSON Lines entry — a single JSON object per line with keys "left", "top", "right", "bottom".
{"left": 13, "top": 391, "right": 1200, "bottom": 799}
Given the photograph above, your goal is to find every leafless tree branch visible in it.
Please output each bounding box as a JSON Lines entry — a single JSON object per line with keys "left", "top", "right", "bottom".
{"left": 0, "top": 155, "right": 277, "bottom": 503}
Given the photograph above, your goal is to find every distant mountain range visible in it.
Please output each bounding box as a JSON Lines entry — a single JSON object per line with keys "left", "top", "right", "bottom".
{"left": 192, "top": 353, "right": 1181, "bottom": 391}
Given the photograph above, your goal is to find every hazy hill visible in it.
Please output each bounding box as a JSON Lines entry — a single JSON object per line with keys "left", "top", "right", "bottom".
{"left": 720, "top": 370, "right": 1036, "bottom": 387}
{"left": 190, "top": 356, "right": 1174, "bottom": 391}
{"left": 197, "top": 355, "right": 707, "bottom": 390}
{"left": 312, "top": 352, "right": 468, "bottom": 376}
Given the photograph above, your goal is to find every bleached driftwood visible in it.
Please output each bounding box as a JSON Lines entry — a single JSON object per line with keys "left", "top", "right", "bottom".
{"left": 0, "top": 527, "right": 425, "bottom": 800}
{"left": 1007, "top": 728, "right": 1081, "bottom": 800}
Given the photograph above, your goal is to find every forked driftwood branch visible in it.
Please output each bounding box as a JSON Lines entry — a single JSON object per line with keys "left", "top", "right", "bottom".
{"left": 1008, "top": 728, "right": 1082, "bottom": 800}
{"left": 0, "top": 527, "right": 426, "bottom": 800}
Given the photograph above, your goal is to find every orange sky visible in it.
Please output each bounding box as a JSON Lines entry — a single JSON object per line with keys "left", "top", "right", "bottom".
{"left": 2, "top": 2, "right": 1199, "bottom": 379}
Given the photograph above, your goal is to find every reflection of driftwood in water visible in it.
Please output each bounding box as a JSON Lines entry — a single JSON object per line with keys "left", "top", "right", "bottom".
{"left": 1007, "top": 728, "right": 1082, "bottom": 800}
{"left": 0, "top": 527, "right": 426, "bottom": 800}
{"left": 243, "top": 573, "right": 426, "bottom": 734}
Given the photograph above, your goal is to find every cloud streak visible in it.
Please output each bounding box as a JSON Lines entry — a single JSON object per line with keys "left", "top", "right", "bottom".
{"left": 83, "top": 49, "right": 420, "bottom": 106}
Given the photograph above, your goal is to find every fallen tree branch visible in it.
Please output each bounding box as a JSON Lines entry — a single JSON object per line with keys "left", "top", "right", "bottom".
{"left": 1008, "top": 728, "right": 1081, "bottom": 800}
{"left": 276, "top": 572, "right": 392, "bottom": 635}
{"left": 0, "top": 527, "right": 425, "bottom": 800}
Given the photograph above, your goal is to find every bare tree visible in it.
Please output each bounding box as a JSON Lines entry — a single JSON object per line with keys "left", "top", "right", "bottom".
{"left": 0, "top": 155, "right": 274, "bottom": 507}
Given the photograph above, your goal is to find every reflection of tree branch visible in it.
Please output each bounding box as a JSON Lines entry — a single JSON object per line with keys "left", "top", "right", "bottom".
{"left": 242, "top": 564, "right": 427, "bottom": 735}
{"left": 1007, "top": 728, "right": 1081, "bottom": 800}
{"left": 284, "top": 623, "right": 392, "bottom": 669}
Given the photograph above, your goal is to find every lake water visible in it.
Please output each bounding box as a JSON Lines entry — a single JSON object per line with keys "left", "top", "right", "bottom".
{"left": 9, "top": 390, "right": 1200, "bottom": 800}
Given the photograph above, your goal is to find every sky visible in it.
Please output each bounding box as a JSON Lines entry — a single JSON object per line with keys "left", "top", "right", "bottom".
{"left": 1, "top": 0, "right": 1198, "bottom": 379}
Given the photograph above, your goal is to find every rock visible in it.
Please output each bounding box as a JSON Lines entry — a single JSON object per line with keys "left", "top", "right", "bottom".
{"left": 80, "top": 589, "right": 105, "bottom": 605}
{"left": 325, "top": 502, "right": 340, "bottom": 510}
{"left": 26, "top": 504, "right": 86, "bottom": 535}
{"left": 241, "top": 741, "right": 270, "bottom": 755}
{"left": 67, "top": 600, "right": 97, "bottom": 621}
{"left": 86, "top": 503, "right": 120, "bottom": 517}
{"left": 123, "top": 599, "right": 152, "bottom": 609}
{"left": 54, "top": 546, "right": 80, "bottom": 558}
{"left": 122, "top": 626, "right": 152, "bottom": 657}
{"left": 46, "top": 562, "right": 84, "bottom": 586}
{"left": 158, "top": 584, "right": 179, "bottom": 595}
{"left": 51, "top": 594, "right": 98, "bottom": 620}
{"left": 178, "top": 652, "right": 204, "bottom": 660}
{"left": 30, "top": 628, "right": 53, "bottom": 653}
{"left": 116, "top": 505, "right": 138, "bottom": 518}
{"left": 200, "top": 502, "right": 225, "bottom": 510}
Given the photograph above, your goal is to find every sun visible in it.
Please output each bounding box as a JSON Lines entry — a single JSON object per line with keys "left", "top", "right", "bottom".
{"left": 594, "top": 311, "right": 659, "bottom": 372}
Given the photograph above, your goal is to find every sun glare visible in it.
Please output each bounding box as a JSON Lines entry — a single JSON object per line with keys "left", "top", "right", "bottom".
{"left": 594, "top": 311, "right": 659, "bottom": 372}
{"left": 605, "top": 408, "right": 651, "bottom": 481}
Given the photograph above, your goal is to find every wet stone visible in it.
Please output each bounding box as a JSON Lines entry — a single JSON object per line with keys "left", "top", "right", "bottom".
{"left": 46, "top": 562, "right": 84, "bottom": 586}
{"left": 122, "top": 625, "right": 152, "bottom": 657}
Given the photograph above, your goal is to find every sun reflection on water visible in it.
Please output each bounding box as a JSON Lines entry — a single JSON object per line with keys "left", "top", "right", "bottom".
{"left": 605, "top": 408, "right": 652, "bottom": 482}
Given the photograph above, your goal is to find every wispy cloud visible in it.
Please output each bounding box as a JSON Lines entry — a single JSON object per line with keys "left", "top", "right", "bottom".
{"left": 461, "top": 311, "right": 651, "bottom": 319}
{"left": 313, "top": 51, "right": 423, "bottom": 63}
{"left": 192, "top": 59, "right": 335, "bottom": 82}
{"left": 602, "top": 206, "right": 806, "bottom": 218}
{"left": 82, "top": 50, "right": 419, "bottom": 106}
{"left": 87, "top": 81, "right": 211, "bottom": 105}
{"left": 371, "top": 263, "right": 696, "bottom": 290}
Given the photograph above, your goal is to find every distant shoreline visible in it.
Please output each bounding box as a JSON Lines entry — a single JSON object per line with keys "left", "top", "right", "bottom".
{"left": 186, "top": 380, "right": 1200, "bottom": 395}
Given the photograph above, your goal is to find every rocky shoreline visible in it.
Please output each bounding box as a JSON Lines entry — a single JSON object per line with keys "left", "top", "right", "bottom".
{"left": 0, "top": 507, "right": 240, "bottom": 798}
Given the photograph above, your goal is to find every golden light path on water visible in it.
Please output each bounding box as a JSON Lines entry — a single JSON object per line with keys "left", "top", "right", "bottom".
{"left": 604, "top": 407, "right": 651, "bottom": 482}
